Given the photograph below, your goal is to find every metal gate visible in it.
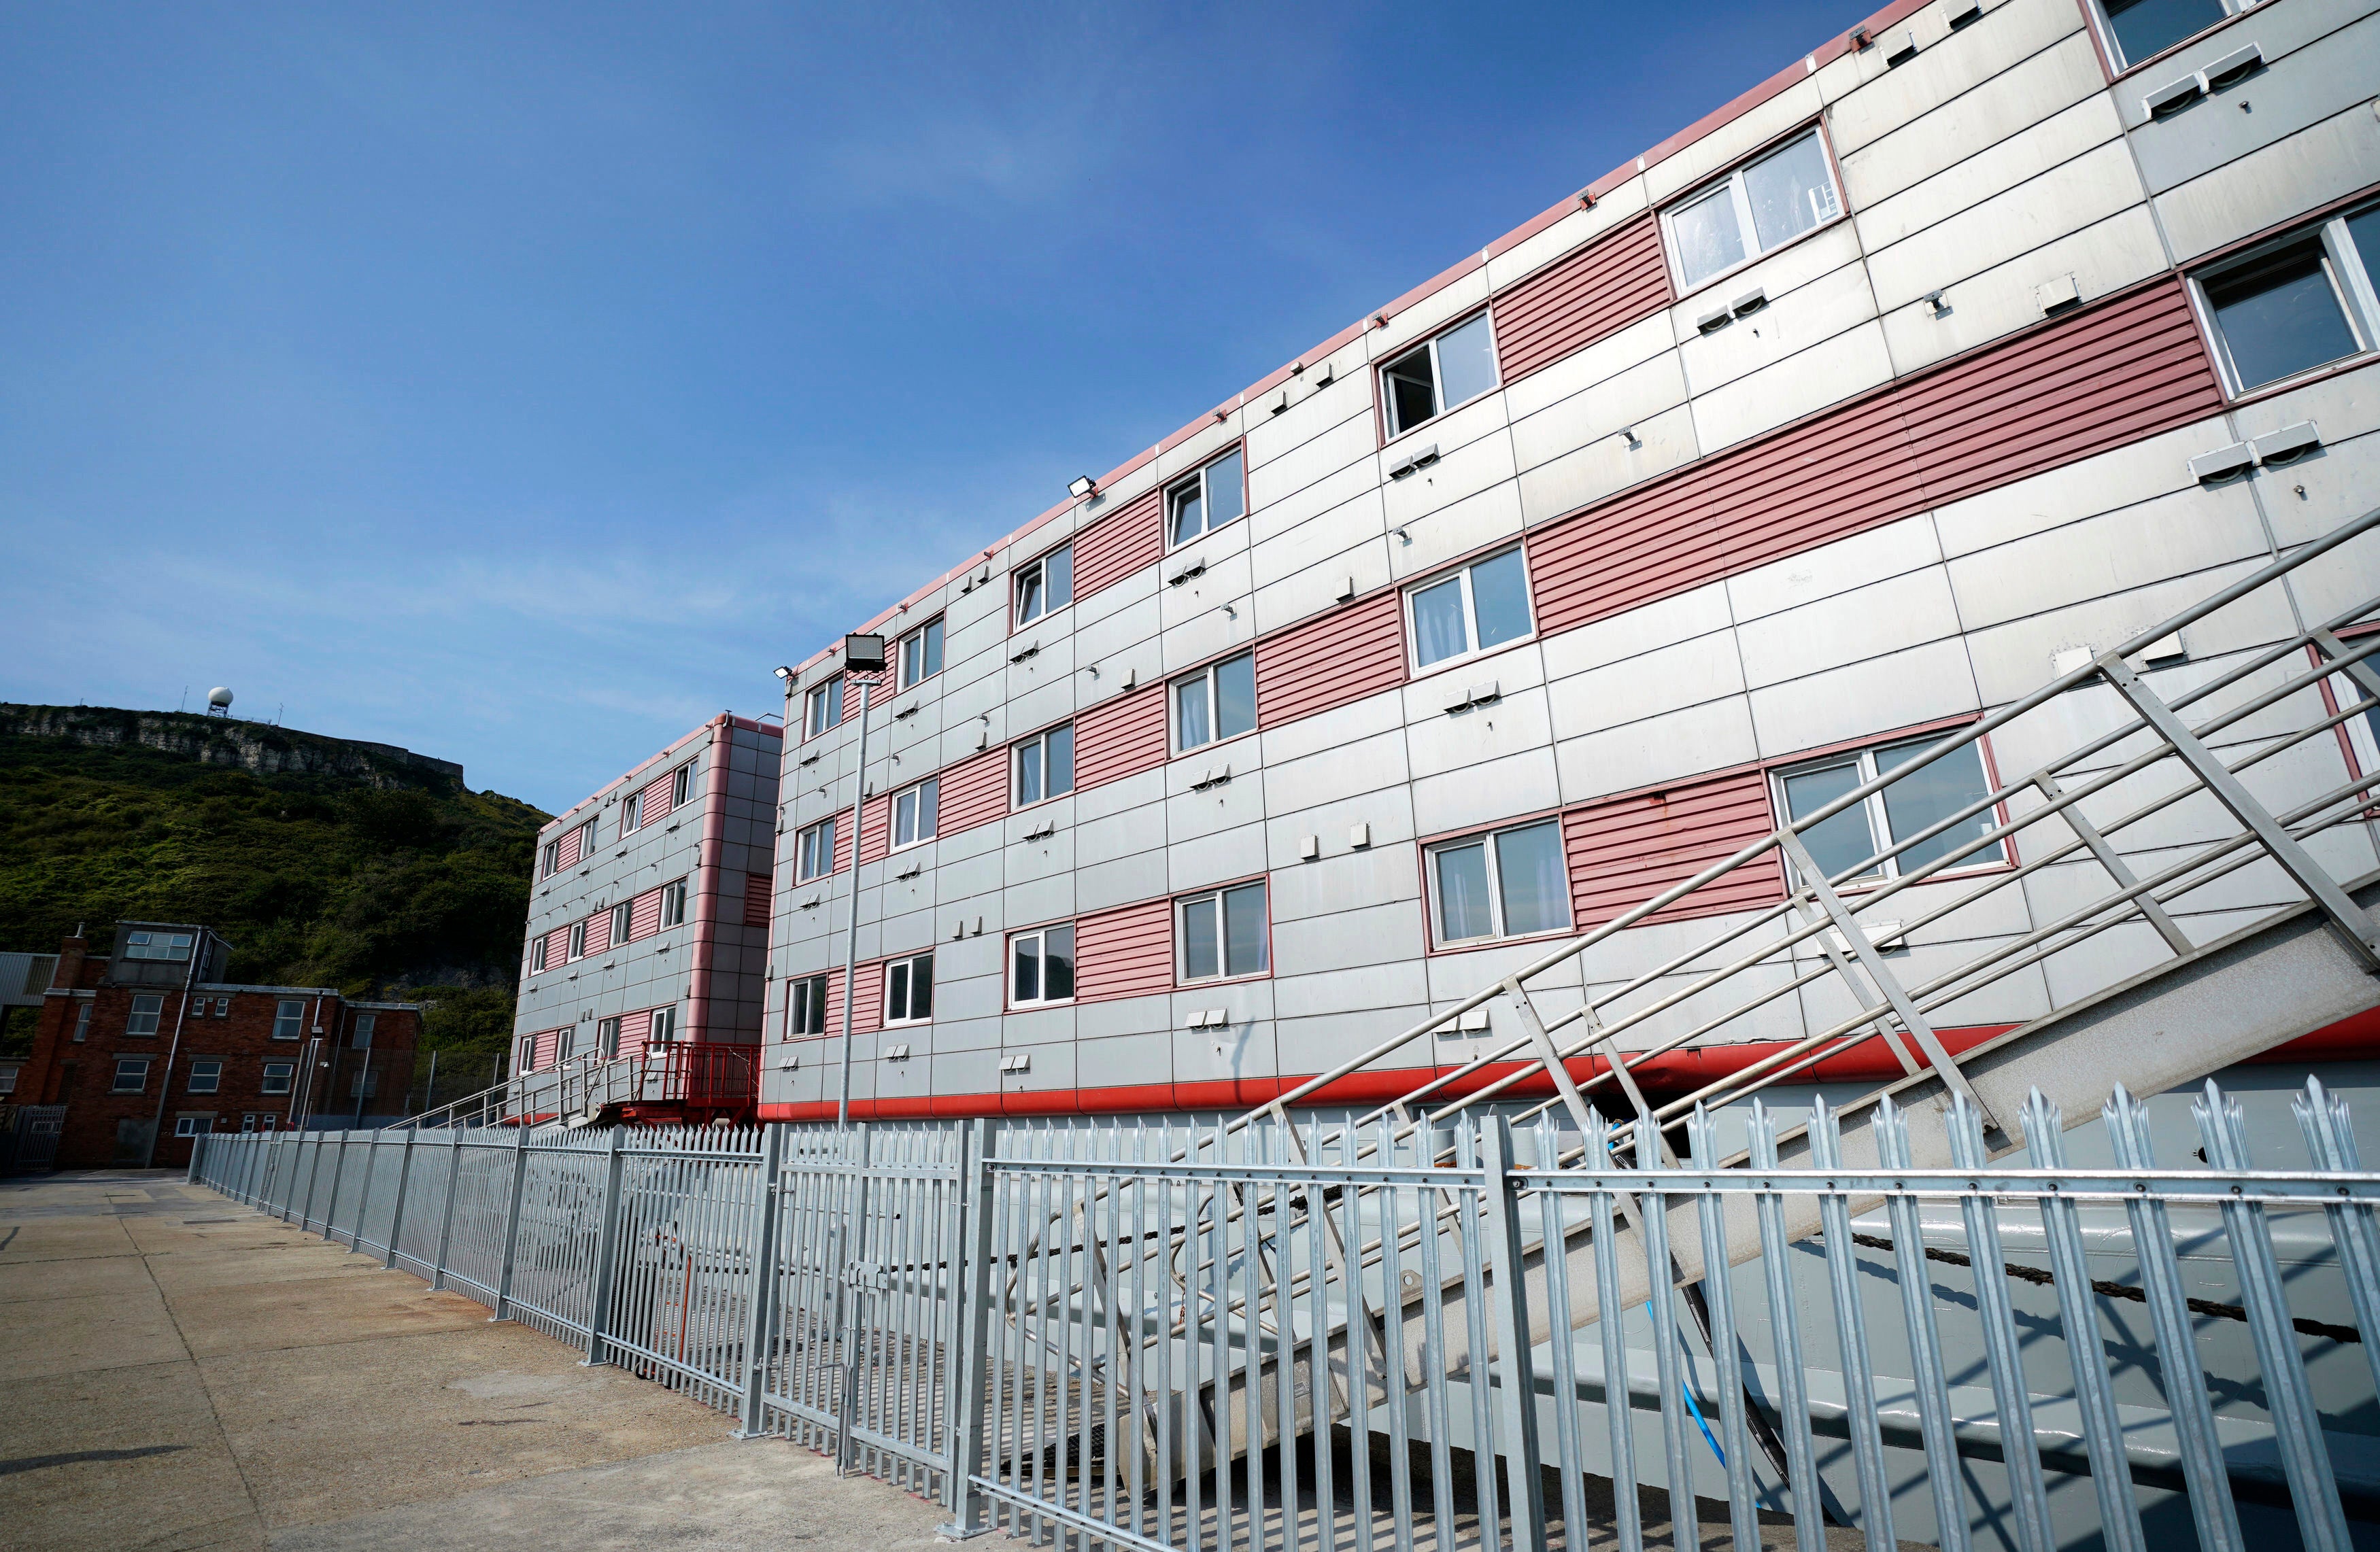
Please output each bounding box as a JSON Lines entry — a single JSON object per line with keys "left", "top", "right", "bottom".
{"left": 0, "top": 1105, "right": 66, "bottom": 1174}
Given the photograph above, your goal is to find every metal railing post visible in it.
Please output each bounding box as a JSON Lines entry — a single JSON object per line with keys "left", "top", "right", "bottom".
{"left": 384, "top": 1128, "right": 418, "bottom": 1270}
{"left": 347, "top": 1135, "right": 371, "bottom": 1250}
{"left": 582, "top": 1126, "right": 629, "bottom": 1366}
{"left": 430, "top": 1131, "right": 464, "bottom": 1292}
{"left": 1478, "top": 1115, "right": 1549, "bottom": 1552}
{"left": 490, "top": 1123, "right": 532, "bottom": 1321}
{"left": 322, "top": 1132, "right": 352, "bottom": 1244}
{"left": 300, "top": 1131, "right": 328, "bottom": 1234}
{"left": 939, "top": 1117, "right": 999, "bottom": 1538}
{"left": 734, "top": 1122, "right": 787, "bottom": 1437}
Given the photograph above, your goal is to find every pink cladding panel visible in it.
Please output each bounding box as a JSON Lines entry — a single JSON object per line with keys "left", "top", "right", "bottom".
{"left": 640, "top": 770, "right": 677, "bottom": 826}
{"left": 630, "top": 887, "right": 662, "bottom": 940}
{"left": 937, "top": 748, "right": 1009, "bottom": 835}
{"left": 1491, "top": 212, "right": 1671, "bottom": 385}
{"left": 1074, "top": 898, "right": 1174, "bottom": 1004}
{"left": 1562, "top": 772, "right": 1786, "bottom": 931}
{"left": 1255, "top": 591, "right": 1405, "bottom": 729}
{"left": 858, "top": 793, "right": 892, "bottom": 866}
{"left": 1072, "top": 487, "right": 1163, "bottom": 603}
{"left": 1074, "top": 687, "right": 1169, "bottom": 791}
{"left": 585, "top": 910, "right": 613, "bottom": 956}
{"left": 615, "top": 1008, "right": 653, "bottom": 1060}
{"left": 853, "top": 961, "right": 884, "bottom": 1037}
{"left": 543, "top": 926, "right": 572, "bottom": 969}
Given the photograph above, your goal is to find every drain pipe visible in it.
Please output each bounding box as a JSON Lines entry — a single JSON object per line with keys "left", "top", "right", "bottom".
{"left": 140, "top": 941, "right": 204, "bottom": 1168}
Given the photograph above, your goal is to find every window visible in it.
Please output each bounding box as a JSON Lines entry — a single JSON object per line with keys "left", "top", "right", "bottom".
{"left": 1013, "top": 723, "right": 1075, "bottom": 806}
{"left": 1409, "top": 548, "right": 1533, "bottom": 670}
{"left": 1016, "top": 542, "right": 1073, "bottom": 624}
{"left": 892, "top": 776, "right": 939, "bottom": 849}
{"left": 651, "top": 1005, "right": 677, "bottom": 1044}
{"left": 1775, "top": 734, "right": 2007, "bottom": 886}
{"left": 567, "top": 920, "right": 588, "bottom": 961}
{"left": 258, "top": 1114, "right": 277, "bottom": 1131}
{"left": 1430, "top": 820, "right": 1569, "bottom": 945}
{"left": 611, "top": 901, "right": 632, "bottom": 944}
{"left": 188, "top": 1059, "right": 222, "bottom": 1094}
{"left": 598, "top": 1016, "right": 621, "bottom": 1058}
{"left": 113, "top": 1056, "right": 150, "bottom": 1093}
{"left": 2092, "top": 0, "right": 2237, "bottom": 70}
{"left": 885, "top": 952, "right": 934, "bottom": 1024}
{"left": 558, "top": 1026, "right": 577, "bottom": 1063}
{"left": 806, "top": 679, "right": 844, "bottom": 738}
{"left": 174, "top": 1116, "right": 213, "bottom": 1137}
{"left": 121, "top": 929, "right": 194, "bottom": 962}
{"left": 541, "top": 838, "right": 562, "bottom": 876}
{"left": 1380, "top": 313, "right": 1498, "bottom": 437}
{"left": 796, "top": 818, "right": 838, "bottom": 882}
{"left": 530, "top": 935, "right": 549, "bottom": 973}
{"left": 2195, "top": 205, "right": 2380, "bottom": 396}
{"left": 1174, "top": 652, "right": 1256, "bottom": 753}
{"left": 72, "top": 1002, "right": 92, "bottom": 1042}
{"left": 898, "top": 617, "right": 945, "bottom": 689}
{"left": 350, "top": 1069, "right": 379, "bottom": 1099}
{"left": 0, "top": 1069, "right": 14, "bottom": 1095}
{"left": 126, "top": 994, "right": 165, "bottom": 1037}
{"left": 260, "top": 1062, "right": 294, "bottom": 1095}
{"left": 210, "top": 997, "right": 229, "bottom": 1018}
{"left": 1168, "top": 448, "right": 1247, "bottom": 547}
{"left": 786, "top": 974, "right": 830, "bottom": 1037}
{"left": 1665, "top": 128, "right": 1843, "bottom": 293}
{"left": 241, "top": 1114, "right": 258, "bottom": 1131}
{"left": 672, "top": 763, "right": 694, "bottom": 806}
{"left": 517, "top": 1035, "right": 536, "bottom": 1073}
{"left": 349, "top": 1014, "right": 374, "bottom": 1050}
{"left": 1178, "top": 883, "right": 1269, "bottom": 982}
{"left": 620, "top": 791, "right": 642, "bottom": 837}
{"left": 273, "top": 999, "right": 304, "bottom": 1039}
{"left": 1010, "top": 925, "right": 1076, "bottom": 1006}
{"left": 660, "top": 878, "right": 689, "bottom": 928}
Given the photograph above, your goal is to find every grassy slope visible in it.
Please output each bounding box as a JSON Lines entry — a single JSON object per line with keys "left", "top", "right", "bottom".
{"left": 0, "top": 729, "right": 547, "bottom": 1052}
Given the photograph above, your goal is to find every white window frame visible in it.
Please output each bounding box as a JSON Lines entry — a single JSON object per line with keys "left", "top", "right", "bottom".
{"left": 672, "top": 763, "right": 694, "bottom": 806}
{"left": 2085, "top": 0, "right": 2254, "bottom": 73}
{"left": 598, "top": 1016, "right": 621, "bottom": 1058}
{"left": 113, "top": 1056, "right": 150, "bottom": 1093}
{"left": 122, "top": 929, "right": 194, "bottom": 963}
{"left": 1405, "top": 546, "right": 1535, "bottom": 673}
{"left": 785, "top": 973, "right": 829, "bottom": 1038}
{"left": 1172, "top": 651, "right": 1257, "bottom": 755}
{"left": 517, "top": 1035, "right": 537, "bottom": 1073}
{"left": 891, "top": 776, "right": 939, "bottom": 850}
{"left": 350, "top": 1014, "right": 375, "bottom": 1049}
{"left": 558, "top": 1026, "right": 577, "bottom": 1064}
{"left": 126, "top": 994, "right": 165, "bottom": 1037}
{"left": 541, "top": 838, "right": 562, "bottom": 876}
{"left": 1166, "top": 448, "right": 1248, "bottom": 549}
{"left": 884, "top": 951, "right": 935, "bottom": 1025}
{"left": 898, "top": 617, "right": 946, "bottom": 690}
{"left": 188, "top": 1058, "right": 223, "bottom": 1094}
{"left": 1660, "top": 125, "right": 1845, "bottom": 296}
{"left": 805, "top": 680, "right": 843, "bottom": 738}
{"left": 2190, "top": 204, "right": 2380, "bottom": 399}
{"left": 661, "top": 878, "right": 690, "bottom": 928}
{"left": 620, "top": 791, "right": 642, "bottom": 836}
{"left": 2324, "top": 651, "right": 2380, "bottom": 780}
{"left": 651, "top": 1005, "right": 677, "bottom": 1044}
{"left": 1008, "top": 925, "right": 1076, "bottom": 1008}
{"left": 1379, "top": 311, "right": 1500, "bottom": 438}
{"left": 796, "top": 818, "right": 838, "bottom": 882}
{"left": 530, "top": 935, "right": 549, "bottom": 973}
{"left": 1770, "top": 735, "right": 2010, "bottom": 890}
{"left": 174, "top": 1116, "right": 213, "bottom": 1137}
{"left": 611, "top": 901, "right": 632, "bottom": 944}
{"left": 72, "top": 1001, "right": 92, "bottom": 1041}
{"left": 1426, "top": 818, "right": 1571, "bottom": 947}
{"left": 566, "top": 920, "right": 588, "bottom": 962}
{"left": 1176, "top": 882, "right": 1270, "bottom": 984}
{"left": 1015, "top": 541, "right": 1073, "bottom": 625}
{"left": 273, "top": 999, "right": 304, "bottom": 1039}
{"left": 260, "top": 1060, "right": 294, "bottom": 1096}
{"left": 1012, "top": 723, "right": 1074, "bottom": 808}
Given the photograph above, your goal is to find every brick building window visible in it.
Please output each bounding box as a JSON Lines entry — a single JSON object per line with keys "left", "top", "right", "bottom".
{"left": 173, "top": 1116, "right": 214, "bottom": 1137}
{"left": 71, "top": 1002, "right": 92, "bottom": 1041}
{"left": 113, "top": 1056, "right": 150, "bottom": 1093}
{"left": 260, "top": 1063, "right": 294, "bottom": 1095}
{"left": 126, "top": 994, "right": 165, "bottom": 1036}
{"left": 273, "top": 999, "right": 305, "bottom": 1039}
{"left": 122, "top": 929, "right": 194, "bottom": 962}
{"left": 351, "top": 1014, "right": 375, "bottom": 1049}
{"left": 188, "top": 1059, "right": 223, "bottom": 1094}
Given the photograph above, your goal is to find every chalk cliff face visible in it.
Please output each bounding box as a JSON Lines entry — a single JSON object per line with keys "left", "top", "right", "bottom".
{"left": 0, "top": 704, "right": 463, "bottom": 791}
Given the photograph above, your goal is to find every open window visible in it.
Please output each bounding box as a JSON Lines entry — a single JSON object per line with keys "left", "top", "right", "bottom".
{"left": 2090, "top": 0, "right": 2244, "bottom": 71}
{"left": 1408, "top": 547, "right": 1533, "bottom": 670}
{"left": 1380, "top": 313, "right": 1497, "bottom": 438}
{"left": 1773, "top": 733, "right": 2007, "bottom": 887}
{"left": 1178, "top": 882, "right": 1269, "bottom": 982}
{"left": 1173, "top": 652, "right": 1256, "bottom": 754}
{"left": 672, "top": 763, "right": 694, "bottom": 806}
{"left": 611, "top": 901, "right": 632, "bottom": 944}
{"left": 1168, "top": 449, "right": 1247, "bottom": 547}
{"left": 2194, "top": 203, "right": 2380, "bottom": 396}
{"left": 1664, "top": 126, "right": 1843, "bottom": 293}
{"left": 661, "top": 877, "right": 689, "bottom": 927}
{"left": 1428, "top": 819, "right": 1569, "bottom": 946}
{"left": 1016, "top": 541, "right": 1072, "bottom": 625}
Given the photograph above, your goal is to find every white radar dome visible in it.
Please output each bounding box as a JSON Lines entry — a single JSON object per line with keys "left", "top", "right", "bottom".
{"left": 207, "top": 687, "right": 234, "bottom": 708}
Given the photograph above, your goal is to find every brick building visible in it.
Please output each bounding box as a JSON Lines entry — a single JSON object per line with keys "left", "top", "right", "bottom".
{"left": 18, "top": 923, "right": 423, "bottom": 1169}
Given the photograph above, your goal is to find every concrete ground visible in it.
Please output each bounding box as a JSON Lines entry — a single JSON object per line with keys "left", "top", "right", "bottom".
{"left": 0, "top": 1170, "right": 950, "bottom": 1551}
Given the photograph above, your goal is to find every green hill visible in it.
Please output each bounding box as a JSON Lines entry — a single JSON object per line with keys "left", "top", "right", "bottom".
{"left": 0, "top": 705, "right": 548, "bottom": 1054}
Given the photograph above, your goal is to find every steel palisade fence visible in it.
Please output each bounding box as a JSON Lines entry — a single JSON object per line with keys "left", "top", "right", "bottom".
{"left": 192, "top": 1077, "right": 2380, "bottom": 1552}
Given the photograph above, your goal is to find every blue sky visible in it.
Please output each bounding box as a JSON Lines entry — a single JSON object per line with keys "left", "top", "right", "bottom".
{"left": 1, "top": 0, "right": 1869, "bottom": 813}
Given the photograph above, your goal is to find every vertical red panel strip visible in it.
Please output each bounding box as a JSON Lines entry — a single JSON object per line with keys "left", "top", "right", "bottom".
{"left": 1072, "top": 488, "right": 1164, "bottom": 602}
{"left": 630, "top": 887, "right": 662, "bottom": 940}
{"left": 1074, "top": 687, "right": 1170, "bottom": 790}
{"left": 1075, "top": 899, "right": 1175, "bottom": 1003}
{"left": 853, "top": 960, "right": 884, "bottom": 1035}
{"left": 858, "top": 793, "right": 892, "bottom": 865}
{"left": 936, "top": 746, "right": 1010, "bottom": 834}
{"left": 1491, "top": 212, "right": 1672, "bottom": 384}
{"left": 1562, "top": 772, "right": 1786, "bottom": 931}
{"left": 1255, "top": 591, "right": 1406, "bottom": 728}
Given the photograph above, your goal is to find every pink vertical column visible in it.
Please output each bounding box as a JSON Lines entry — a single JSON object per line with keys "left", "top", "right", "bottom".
{"left": 684, "top": 715, "right": 733, "bottom": 1044}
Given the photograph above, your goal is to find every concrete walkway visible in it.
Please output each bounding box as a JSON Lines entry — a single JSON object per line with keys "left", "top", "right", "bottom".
{"left": 0, "top": 1170, "right": 950, "bottom": 1551}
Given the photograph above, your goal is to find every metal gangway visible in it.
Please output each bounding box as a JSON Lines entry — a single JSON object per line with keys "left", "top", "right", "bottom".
{"left": 981, "top": 504, "right": 2380, "bottom": 1547}
{"left": 390, "top": 1041, "right": 757, "bottom": 1132}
